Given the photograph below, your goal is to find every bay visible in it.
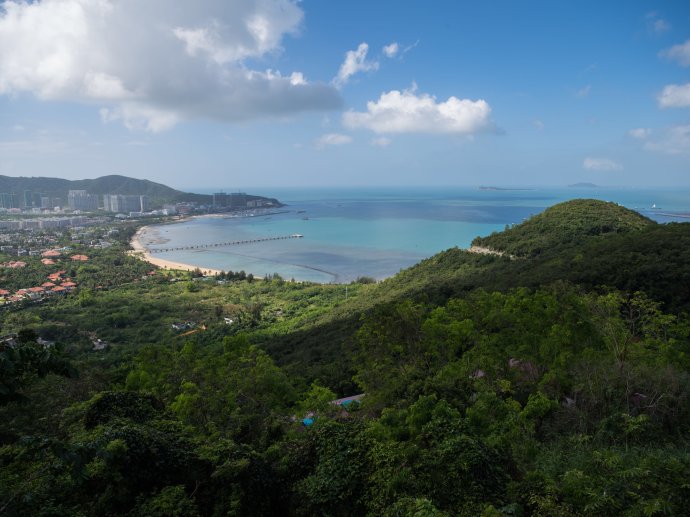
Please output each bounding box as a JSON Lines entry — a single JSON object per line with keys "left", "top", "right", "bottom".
{"left": 141, "top": 186, "right": 690, "bottom": 283}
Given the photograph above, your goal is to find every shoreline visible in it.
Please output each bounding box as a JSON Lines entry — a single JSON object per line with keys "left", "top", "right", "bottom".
{"left": 129, "top": 221, "right": 337, "bottom": 282}
{"left": 130, "top": 225, "right": 224, "bottom": 276}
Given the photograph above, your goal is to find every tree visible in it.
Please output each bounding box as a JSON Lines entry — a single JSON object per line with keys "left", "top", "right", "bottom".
{"left": 0, "top": 338, "right": 76, "bottom": 405}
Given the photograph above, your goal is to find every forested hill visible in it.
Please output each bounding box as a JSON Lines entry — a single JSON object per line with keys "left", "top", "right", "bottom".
{"left": 2, "top": 198, "right": 690, "bottom": 516}
{"left": 0, "top": 174, "right": 282, "bottom": 208}
{"left": 264, "top": 200, "right": 690, "bottom": 388}
{"left": 472, "top": 199, "right": 655, "bottom": 258}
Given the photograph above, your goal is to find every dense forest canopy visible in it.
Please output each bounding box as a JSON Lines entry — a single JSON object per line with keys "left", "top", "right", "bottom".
{"left": 472, "top": 199, "right": 655, "bottom": 258}
{"left": 1, "top": 199, "right": 689, "bottom": 516}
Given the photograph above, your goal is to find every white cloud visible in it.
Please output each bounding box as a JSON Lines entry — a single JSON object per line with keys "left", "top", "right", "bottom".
{"left": 532, "top": 119, "right": 544, "bottom": 130}
{"left": 652, "top": 18, "right": 671, "bottom": 33}
{"left": 658, "top": 83, "right": 690, "bottom": 108}
{"left": 333, "top": 42, "right": 379, "bottom": 87}
{"left": 315, "top": 133, "right": 352, "bottom": 148}
{"left": 576, "top": 85, "right": 591, "bottom": 98}
{"left": 583, "top": 158, "right": 623, "bottom": 171}
{"left": 0, "top": 0, "right": 341, "bottom": 131}
{"left": 644, "top": 125, "right": 690, "bottom": 155}
{"left": 370, "top": 137, "right": 392, "bottom": 147}
{"left": 343, "top": 85, "right": 494, "bottom": 135}
{"left": 646, "top": 12, "right": 671, "bottom": 34}
{"left": 628, "top": 128, "right": 651, "bottom": 139}
{"left": 660, "top": 40, "right": 690, "bottom": 67}
{"left": 383, "top": 42, "right": 399, "bottom": 58}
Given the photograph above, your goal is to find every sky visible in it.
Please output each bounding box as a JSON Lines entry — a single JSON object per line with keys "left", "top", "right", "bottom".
{"left": 0, "top": 0, "right": 689, "bottom": 191}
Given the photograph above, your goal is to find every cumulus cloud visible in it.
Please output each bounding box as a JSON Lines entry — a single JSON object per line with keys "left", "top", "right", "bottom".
{"left": 315, "top": 133, "right": 352, "bottom": 148}
{"left": 660, "top": 40, "right": 690, "bottom": 67}
{"left": 628, "top": 128, "right": 651, "bottom": 139}
{"left": 532, "top": 119, "right": 544, "bottom": 130}
{"left": 333, "top": 42, "right": 379, "bottom": 87}
{"left": 343, "top": 85, "right": 494, "bottom": 135}
{"left": 0, "top": 0, "right": 341, "bottom": 131}
{"left": 583, "top": 158, "right": 623, "bottom": 171}
{"left": 643, "top": 125, "right": 690, "bottom": 155}
{"left": 658, "top": 83, "right": 690, "bottom": 108}
{"left": 383, "top": 42, "right": 399, "bottom": 58}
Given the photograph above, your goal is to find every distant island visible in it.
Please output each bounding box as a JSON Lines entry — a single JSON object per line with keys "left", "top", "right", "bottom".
{"left": 568, "top": 182, "right": 600, "bottom": 188}
{"left": 478, "top": 186, "right": 536, "bottom": 191}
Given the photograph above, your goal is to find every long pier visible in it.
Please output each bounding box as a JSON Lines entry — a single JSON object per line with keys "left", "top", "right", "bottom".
{"left": 148, "top": 234, "right": 303, "bottom": 254}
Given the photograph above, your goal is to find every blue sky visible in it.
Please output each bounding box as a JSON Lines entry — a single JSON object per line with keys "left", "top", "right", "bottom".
{"left": 0, "top": 0, "right": 689, "bottom": 190}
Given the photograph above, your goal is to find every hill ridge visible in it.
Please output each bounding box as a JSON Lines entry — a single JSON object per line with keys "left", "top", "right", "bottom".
{"left": 0, "top": 174, "right": 280, "bottom": 208}
{"left": 471, "top": 198, "right": 654, "bottom": 258}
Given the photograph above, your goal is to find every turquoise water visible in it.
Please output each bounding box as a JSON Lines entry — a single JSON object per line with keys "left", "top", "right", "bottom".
{"left": 142, "top": 186, "right": 690, "bottom": 283}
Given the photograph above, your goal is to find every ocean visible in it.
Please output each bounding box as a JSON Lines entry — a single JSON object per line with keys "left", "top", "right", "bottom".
{"left": 140, "top": 186, "right": 690, "bottom": 283}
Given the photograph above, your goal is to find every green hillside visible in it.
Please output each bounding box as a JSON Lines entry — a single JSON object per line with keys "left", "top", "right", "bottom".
{"left": 262, "top": 212, "right": 690, "bottom": 388}
{"left": 2, "top": 199, "right": 690, "bottom": 516}
{"left": 472, "top": 199, "right": 655, "bottom": 258}
{"left": 0, "top": 174, "right": 282, "bottom": 208}
{"left": 0, "top": 174, "right": 181, "bottom": 206}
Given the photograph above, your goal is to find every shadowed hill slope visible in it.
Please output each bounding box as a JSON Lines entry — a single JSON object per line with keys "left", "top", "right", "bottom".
{"left": 262, "top": 202, "right": 690, "bottom": 390}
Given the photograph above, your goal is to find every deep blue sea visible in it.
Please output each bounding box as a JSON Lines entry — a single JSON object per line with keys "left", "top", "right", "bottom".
{"left": 141, "top": 186, "right": 690, "bottom": 283}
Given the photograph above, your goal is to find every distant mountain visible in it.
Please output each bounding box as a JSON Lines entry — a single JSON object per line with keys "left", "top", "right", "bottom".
{"left": 0, "top": 174, "right": 281, "bottom": 208}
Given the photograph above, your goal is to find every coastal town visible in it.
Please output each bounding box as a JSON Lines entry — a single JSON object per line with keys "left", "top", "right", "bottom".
{"left": 0, "top": 221, "right": 146, "bottom": 307}
{"left": 0, "top": 179, "right": 288, "bottom": 304}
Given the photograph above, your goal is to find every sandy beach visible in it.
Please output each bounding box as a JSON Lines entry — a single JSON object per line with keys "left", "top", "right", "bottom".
{"left": 129, "top": 225, "right": 223, "bottom": 276}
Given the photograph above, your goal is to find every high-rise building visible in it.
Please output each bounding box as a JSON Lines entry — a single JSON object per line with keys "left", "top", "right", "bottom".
{"left": 229, "top": 192, "right": 247, "bottom": 207}
{"left": 213, "top": 192, "right": 229, "bottom": 207}
{"left": 68, "top": 190, "right": 99, "bottom": 211}
{"left": 22, "top": 190, "right": 33, "bottom": 208}
{"left": 103, "top": 194, "right": 149, "bottom": 213}
{"left": 0, "top": 192, "right": 17, "bottom": 209}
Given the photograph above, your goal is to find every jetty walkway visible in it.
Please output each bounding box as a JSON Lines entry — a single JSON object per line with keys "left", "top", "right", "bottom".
{"left": 148, "top": 234, "right": 303, "bottom": 254}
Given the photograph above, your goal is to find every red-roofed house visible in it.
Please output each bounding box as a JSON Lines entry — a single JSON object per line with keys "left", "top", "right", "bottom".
{"left": 0, "top": 289, "right": 10, "bottom": 296}
{"left": 70, "top": 254, "right": 89, "bottom": 261}
{"left": 51, "top": 286, "right": 67, "bottom": 293}
{"left": 42, "top": 282, "right": 56, "bottom": 288}
{"left": 41, "top": 249, "right": 61, "bottom": 257}
{"left": 41, "top": 258, "right": 56, "bottom": 265}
